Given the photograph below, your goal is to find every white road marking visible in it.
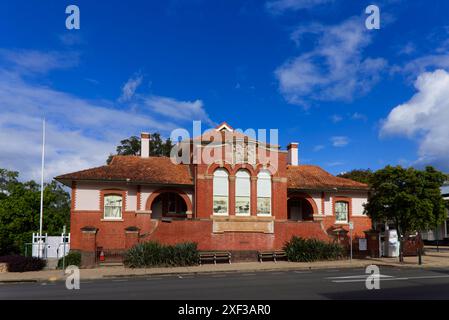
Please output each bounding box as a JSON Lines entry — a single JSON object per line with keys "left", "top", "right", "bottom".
{"left": 330, "top": 274, "right": 449, "bottom": 283}
{"left": 326, "top": 274, "right": 393, "bottom": 279}
{"left": 112, "top": 279, "right": 128, "bottom": 282}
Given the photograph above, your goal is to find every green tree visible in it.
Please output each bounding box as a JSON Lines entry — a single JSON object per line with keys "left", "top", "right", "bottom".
{"left": 0, "top": 169, "right": 70, "bottom": 255}
{"left": 337, "top": 169, "right": 373, "bottom": 185}
{"left": 106, "top": 133, "right": 173, "bottom": 164}
{"left": 364, "top": 165, "right": 447, "bottom": 262}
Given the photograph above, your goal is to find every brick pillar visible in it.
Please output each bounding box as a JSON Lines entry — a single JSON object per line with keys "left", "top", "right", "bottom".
{"left": 125, "top": 227, "right": 140, "bottom": 249}
{"left": 79, "top": 227, "right": 98, "bottom": 268}
{"left": 229, "top": 175, "right": 236, "bottom": 215}
{"left": 364, "top": 230, "right": 380, "bottom": 258}
{"left": 250, "top": 176, "right": 257, "bottom": 216}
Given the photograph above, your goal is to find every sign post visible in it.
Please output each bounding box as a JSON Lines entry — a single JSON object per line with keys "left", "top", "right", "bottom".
{"left": 62, "top": 225, "right": 67, "bottom": 271}
{"left": 349, "top": 221, "right": 354, "bottom": 262}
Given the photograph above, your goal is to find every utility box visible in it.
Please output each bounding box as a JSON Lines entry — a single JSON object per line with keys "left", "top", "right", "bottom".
{"left": 384, "top": 229, "right": 400, "bottom": 257}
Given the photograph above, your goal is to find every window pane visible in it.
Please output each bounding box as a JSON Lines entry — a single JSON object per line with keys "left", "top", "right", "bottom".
{"left": 257, "top": 197, "right": 271, "bottom": 214}
{"left": 335, "top": 201, "right": 348, "bottom": 222}
{"left": 104, "top": 195, "right": 122, "bottom": 219}
{"left": 257, "top": 170, "right": 271, "bottom": 214}
{"left": 213, "top": 196, "right": 228, "bottom": 214}
{"left": 213, "top": 169, "right": 229, "bottom": 215}
{"left": 235, "top": 196, "right": 250, "bottom": 214}
{"left": 235, "top": 171, "right": 250, "bottom": 197}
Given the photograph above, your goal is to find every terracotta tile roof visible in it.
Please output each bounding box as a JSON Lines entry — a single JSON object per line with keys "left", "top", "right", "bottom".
{"left": 188, "top": 123, "right": 281, "bottom": 148}
{"left": 55, "top": 156, "right": 193, "bottom": 186}
{"left": 287, "top": 165, "right": 369, "bottom": 190}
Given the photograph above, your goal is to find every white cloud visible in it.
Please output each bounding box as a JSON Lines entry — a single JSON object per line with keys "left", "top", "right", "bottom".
{"left": 330, "top": 114, "right": 343, "bottom": 123}
{"left": 0, "top": 67, "right": 210, "bottom": 181}
{"left": 119, "top": 74, "right": 143, "bottom": 102}
{"left": 313, "top": 145, "right": 325, "bottom": 152}
{"left": 144, "top": 95, "right": 213, "bottom": 125}
{"left": 381, "top": 69, "right": 449, "bottom": 170}
{"left": 352, "top": 112, "right": 367, "bottom": 121}
{"left": 330, "top": 136, "right": 349, "bottom": 147}
{"left": 401, "top": 54, "right": 449, "bottom": 77}
{"left": 266, "top": 0, "right": 333, "bottom": 13}
{"left": 0, "top": 49, "right": 79, "bottom": 74}
{"left": 326, "top": 161, "right": 344, "bottom": 167}
{"left": 275, "top": 17, "right": 387, "bottom": 106}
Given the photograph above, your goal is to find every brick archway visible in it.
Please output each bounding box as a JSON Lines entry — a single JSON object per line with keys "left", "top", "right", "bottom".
{"left": 145, "top": 188, "right": 193, "bottom": 214}
{"left": 287, "top": 192, "right": 319, "bottom": 217}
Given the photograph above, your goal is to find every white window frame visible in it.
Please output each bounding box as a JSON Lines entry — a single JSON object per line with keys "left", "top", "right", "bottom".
{"left": 335, "top": 201, "right": 349, "bottom": 224}
{"left": 103, "top": 194, "right": 123, "bottom": 220}
{"left": 257, "top": 170, "right": 272, "bottom": 216}
{"left": 235, "top": 170, "right": 251, "bottom": 216}
{"left": 213, "top": 168, "right": 229, "bottom": 216}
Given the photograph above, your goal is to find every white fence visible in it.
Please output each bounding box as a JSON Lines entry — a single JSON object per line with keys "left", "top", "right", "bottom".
{"left": 32, "top": 233, "right": 70, "bottom": 259}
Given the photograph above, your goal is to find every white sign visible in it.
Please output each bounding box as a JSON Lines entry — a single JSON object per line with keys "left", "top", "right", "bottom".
{"left": 349, "top": 221, "right": 354, "bottom": 230}
{"left": 359, "top": 238, "right": 367, "bottom": 251}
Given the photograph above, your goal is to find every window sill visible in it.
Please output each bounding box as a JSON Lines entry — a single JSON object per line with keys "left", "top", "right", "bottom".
{"left": 335, "top": 221, "right": 349, "bottom": 225}
{"left": 101, "top": 218, "right": 124, "bottom": 222}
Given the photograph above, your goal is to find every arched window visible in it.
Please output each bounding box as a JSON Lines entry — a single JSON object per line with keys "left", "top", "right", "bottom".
{"left": 335, "top": 201, "right": 349, "bottom": 223}
{"left": 257, "top": 170, "right": 272, "bottom": 215}
{"left": 235, "top": 170, "right": 251, "bottom": 215}
{"left": 213, "top": 168, "right": 229, "bottom": 215}
{"left": 104, "top": 194, "right": 123, "bottom": 219}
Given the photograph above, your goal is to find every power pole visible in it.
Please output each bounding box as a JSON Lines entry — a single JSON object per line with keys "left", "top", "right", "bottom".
{"left": 38, "top": 119, "right": 46, "bottom": 258}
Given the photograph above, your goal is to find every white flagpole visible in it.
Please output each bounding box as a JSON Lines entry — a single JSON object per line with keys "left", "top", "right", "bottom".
{"left": 38, "top": 119, "right": 46, "bottom": 259}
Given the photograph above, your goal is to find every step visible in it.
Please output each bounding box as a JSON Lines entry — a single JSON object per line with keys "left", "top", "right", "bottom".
{"left": 98, "top": 262, "right": 124, "bottom": 267}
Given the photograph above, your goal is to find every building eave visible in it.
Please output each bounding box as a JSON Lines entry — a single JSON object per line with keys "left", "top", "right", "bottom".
{"left": 54, "top": 177, "right": 194, "bottom": 189}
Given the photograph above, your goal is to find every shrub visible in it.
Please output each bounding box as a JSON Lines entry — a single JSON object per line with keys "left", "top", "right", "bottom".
{"left": 124, "top": 241, "right": 199, "bottom": 268}
{"left": 283, "top": 236, "right": 345, "bottom": 262}
{"left": 0, "top": 255, "right": 46, "bottom": 272}
{"left": 58, "top": 251, "right": 81, "bottom": 269}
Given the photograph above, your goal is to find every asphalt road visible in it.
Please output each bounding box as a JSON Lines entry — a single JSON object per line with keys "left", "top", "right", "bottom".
{"left": 2, "top": 267, "right": 449, "bottom": 300}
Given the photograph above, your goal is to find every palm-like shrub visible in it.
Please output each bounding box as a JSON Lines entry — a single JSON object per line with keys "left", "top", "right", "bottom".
{"left": 284, "top": 236, "right": 345, "bottom": 262}
{"left": 124, "top": 241, "right": 199, "bottom": 268}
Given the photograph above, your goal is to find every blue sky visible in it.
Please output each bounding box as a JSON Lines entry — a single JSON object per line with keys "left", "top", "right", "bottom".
{"left": 1, "top": 0, "right": 449, "bottom": 181}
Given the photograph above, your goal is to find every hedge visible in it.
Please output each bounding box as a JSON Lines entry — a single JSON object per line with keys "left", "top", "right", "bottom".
{"left": 58, "top": 251, "right": 81, "bottom": 269}
{"left": 283, "top": 236, "right": 345, "bottom": 262}
{"left": 0, "top": 255, "right": 46, "bottom": 272}
{"left": 123, "top": 241, "right": 199, "bottom": 268}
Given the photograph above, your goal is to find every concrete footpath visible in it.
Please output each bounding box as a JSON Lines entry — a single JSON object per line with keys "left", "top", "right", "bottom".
{"left": 1, "top": 250, "right": 448, "bottom": 283}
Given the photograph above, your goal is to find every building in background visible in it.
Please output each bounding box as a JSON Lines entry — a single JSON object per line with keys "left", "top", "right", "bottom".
{"left": 422, "top": 184, "right": 449, "bottom": 242}
{"left": 56, "top": 123, "right": 371, "bottom": 265}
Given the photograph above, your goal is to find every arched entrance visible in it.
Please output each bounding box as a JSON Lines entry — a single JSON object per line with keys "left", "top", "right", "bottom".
{"left": 150, "top": 192, "right": 188, "bottom": 219}
{"left": 287, "top": 193, "right": 318, "bottom": 221}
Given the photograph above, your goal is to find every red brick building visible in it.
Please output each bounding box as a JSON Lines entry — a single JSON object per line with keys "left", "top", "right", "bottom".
{"left": 56, "top": 122, "right": 371, "bottom": 263}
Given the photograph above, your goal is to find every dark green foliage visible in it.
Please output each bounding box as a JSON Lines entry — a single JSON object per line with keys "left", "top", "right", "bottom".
{"left": 58, "top": 251, "right": 81, "bottom": 269}
{"left": 0, "top": 169, "right": 70, "bottom": 255}
{"left": 283, "top": 236, "right": 345, "bottom": 262}
{"left": 365, "top": 165, "right": 447, "bottom": 261}
{"left": 337, "top": 169, "right": 374, "bottom": 185}
{"left": 123, "top": 241, "right": 199, "bottom": 268}
{"left": 106, "top": 133, "right": 173, "bottom": 164}
{"left": 0, "top": 255, "right": 46, "bottom": 272}
{"left": 365, "top": 166, "right": 447, "bottom": 236}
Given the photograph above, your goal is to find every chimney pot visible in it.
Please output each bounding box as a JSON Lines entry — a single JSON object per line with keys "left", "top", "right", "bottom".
{"left": 141, "top": 132, "right": 150, "bottom": 158}
{"left": 287, "top": 142, "right": 299, "bottom": 166}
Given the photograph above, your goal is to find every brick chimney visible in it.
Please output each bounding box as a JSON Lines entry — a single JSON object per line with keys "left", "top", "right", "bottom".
{"left": 287, "top": 142, "right": 299, "bottom": 166}
{"left": 141, "top": 132, "right": 150, "bottom": 158}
